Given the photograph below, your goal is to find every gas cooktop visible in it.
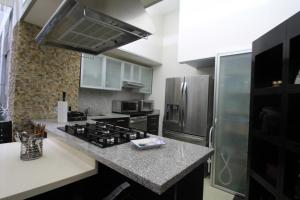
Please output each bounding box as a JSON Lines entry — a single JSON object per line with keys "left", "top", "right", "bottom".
{"left": 57, "top": 122, "right": 148, "bottom": 148}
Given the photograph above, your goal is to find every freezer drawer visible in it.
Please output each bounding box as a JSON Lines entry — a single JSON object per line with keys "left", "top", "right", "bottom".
{"left": 163, "top": 130, "right": 207, "bottom": 147}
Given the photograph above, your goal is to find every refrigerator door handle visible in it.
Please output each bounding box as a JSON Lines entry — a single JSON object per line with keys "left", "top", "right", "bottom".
{"left": 182, "top": 81, "right": 187, "bottom": 129}
{"left": 179, "top": 81, "right": 184, "bottom": 128}
{"left": 209, "top": 125, "right": 214, "bottom": 148}
{"left": 207, "top": 125, "right": 214, "bottom": 174}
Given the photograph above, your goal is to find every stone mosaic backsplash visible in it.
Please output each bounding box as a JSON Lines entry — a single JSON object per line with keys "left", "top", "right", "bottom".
{"left": 9, "top": 22, "right": 81, "bottom": 132}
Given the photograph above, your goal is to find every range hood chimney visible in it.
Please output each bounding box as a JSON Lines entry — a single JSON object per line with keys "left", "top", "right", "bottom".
{"left": 36, "top": 0, "right": 155, "bottom": 55}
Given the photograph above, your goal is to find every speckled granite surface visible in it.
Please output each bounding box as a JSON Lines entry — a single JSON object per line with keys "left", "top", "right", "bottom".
{"left": 31, "top": 119, "right": 213, "bottom": 195}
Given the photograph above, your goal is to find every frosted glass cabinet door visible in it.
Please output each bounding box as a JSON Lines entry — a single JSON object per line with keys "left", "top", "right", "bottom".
{"left": 123, "top": 63, "right": 131, "bottom": 81}
{"left": 105, "top": 58, "right": 122, "bottom": 90}
{"left": 139, "top": 67, "right": 153, "bottom": 93}
{"left": 132, "top": 65, "right": 141, "bottom": 83}
{"left": 212, "top": 51, "right": 251, "bottom": 196}
{"left": 81, "top": 54, "right": 103, "bottom": 88}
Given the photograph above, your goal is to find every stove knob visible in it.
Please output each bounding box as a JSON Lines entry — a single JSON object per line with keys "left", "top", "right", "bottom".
{"left": 144, "top": 132, "right": 148, "bottom": 138}
{"left": 114, "top": 136, "right": 118, "bottom": 144}
{"left": 65, "top": 125, "right": 69, "bottom": 132}
{"left": 103, "top": 138, "right": 107, "bottom": 147}
{"left": 136, "top": 132, "right": 140, "bottom": 139}
{"left": 126, "top": 134, "right": 130, "bottom": 141}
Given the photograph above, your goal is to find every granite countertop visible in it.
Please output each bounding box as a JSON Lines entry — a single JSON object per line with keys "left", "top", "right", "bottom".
{"left": 31, "top": 119, "right": 213, "bottom": 195}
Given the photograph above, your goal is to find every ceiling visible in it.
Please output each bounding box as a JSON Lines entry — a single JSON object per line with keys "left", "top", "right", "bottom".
{"left": 23, "top": 0, "right": 163, "bottom": 28}
{"left": 146, "top": 0, "right": 179, "bottom": 16}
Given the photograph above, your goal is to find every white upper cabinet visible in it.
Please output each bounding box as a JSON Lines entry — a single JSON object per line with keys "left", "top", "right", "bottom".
{"left": 178, "top": 0, "right": 300, "bottom": 63}
{"left": 123, "top": 63, "right": 132, "bottom": 81}
{"left": 139, "top": 67, "right": 153, "bottom": 94}
{"left": 81, "top": 55, "right": 104, "bottom": 89}
{"left": 105, "top": 58, "right": 122, "bottom": 90}
{"left": 81, "top": 54, "right": 122, "bottom": 91}
{"left": 132, "top": 65, "right": 141, "bottom": 83}
{"left": 81, "top": 54, "right": 153, "bottom": 93}
{"left": 122, "top": 63, "right": 142, "bottom": 83}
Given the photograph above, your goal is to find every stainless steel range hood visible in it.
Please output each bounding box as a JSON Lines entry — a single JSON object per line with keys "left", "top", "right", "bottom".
{"left": 122, "top": 81, "right": 144, "bottom": 88}
{"left": 35, "top": 0, "right": 155, "bottom": 55}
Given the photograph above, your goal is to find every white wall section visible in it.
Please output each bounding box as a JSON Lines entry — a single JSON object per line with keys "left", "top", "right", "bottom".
{"left": 178, "top": 0, "right": 300, "bottom": 62}
{"left": 147, "top": 10, "right": 214, "bottom": 135}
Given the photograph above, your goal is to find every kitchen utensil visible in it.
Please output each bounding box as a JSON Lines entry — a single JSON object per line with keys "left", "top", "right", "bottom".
{"left": 15, "top": 130, "right": 44, "bottom": 161}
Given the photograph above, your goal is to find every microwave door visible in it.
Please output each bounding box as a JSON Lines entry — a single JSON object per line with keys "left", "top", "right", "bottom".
{"left": 163, "top": 77, "right": 184, "bottom": 133}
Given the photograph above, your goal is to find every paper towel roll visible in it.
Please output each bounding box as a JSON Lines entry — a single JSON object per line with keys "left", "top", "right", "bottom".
{"left": 57, "top": 101, "right": 68, "bottom": 123}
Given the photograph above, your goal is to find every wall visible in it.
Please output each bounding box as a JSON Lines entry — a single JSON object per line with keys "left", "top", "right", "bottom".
{"left": 79, "top": 88, "right": 144, "bottom": 114}
{"left": 9, "top": 22, "right": 81, "bottom": 131}
{"left": 116, "top": 12, "right": 164, "bottom": 65}
{"left": 147, "top": 10, "right": 214, "bottom": 135}
{"left": 178, "top": 0, "right": 300, "bottom": 62}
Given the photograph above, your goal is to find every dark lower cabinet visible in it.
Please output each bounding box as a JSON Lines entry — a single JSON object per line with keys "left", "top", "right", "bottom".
{"left": 28, "top": 163, "right": 205, "bottom": 200}
{"left": 147, "top": 115, "right": 159, "bottom": 135}
{"left": 248, "top": 11, "right": 300, "bottom": 200}
{"left": 27, "top": 175, "right": 102, "bottom": 200}
{"left": 0, "top": 121, "right": 12, "bottom": 144}
{"left": 97, "top": 162, "right": 204, "bottom": 200}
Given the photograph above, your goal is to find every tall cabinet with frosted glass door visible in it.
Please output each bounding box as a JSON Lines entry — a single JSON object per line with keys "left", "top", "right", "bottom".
{"left": 210, "top": 50, "right": 252, "bottom": 197}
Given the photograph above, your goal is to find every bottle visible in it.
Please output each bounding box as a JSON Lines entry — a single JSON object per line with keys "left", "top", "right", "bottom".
{"left": 57, "top": 92, "right": 68, "bottom": 123}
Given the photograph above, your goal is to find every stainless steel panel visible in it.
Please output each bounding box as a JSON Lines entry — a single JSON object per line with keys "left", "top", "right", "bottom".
{"left": 183, "top": 76, "right": 212, "bottom": 137}
{"left": 163, "top": 130, "right": 206, "bottom": 146}
{"left": 163, "top": 77, "right": 184, "bottom": 133}
{"left": 130, "top": 116, "right": 147, "bottom": 131}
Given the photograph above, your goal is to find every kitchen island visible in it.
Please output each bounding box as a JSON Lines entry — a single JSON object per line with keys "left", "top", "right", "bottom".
{"left": 31, "top": 119, "right": 213, "bottom": 200}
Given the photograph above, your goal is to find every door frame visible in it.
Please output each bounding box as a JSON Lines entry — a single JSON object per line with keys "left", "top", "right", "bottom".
{"left": 210, "top": 49, "right": 252, "bottom": 197}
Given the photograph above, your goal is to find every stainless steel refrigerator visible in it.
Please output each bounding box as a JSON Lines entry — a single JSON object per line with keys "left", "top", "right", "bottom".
{"left": 163, "top": 75, "right": 213, "bottom": 146}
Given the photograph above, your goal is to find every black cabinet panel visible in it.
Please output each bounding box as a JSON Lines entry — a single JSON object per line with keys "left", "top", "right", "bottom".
{"left": 147, "top": 115, "right": 159, "bottom": 135}
{"left": 248, "top": 10, "right": 300, "bottom": 200}
{"left": 252, "top": 23, "right": 286, "bottom": 56}
{"left": 0, "top": 121, "right": 12, "bottom": 144}
{"left": 287, "top": 11, "right": 300, "bottom": 39}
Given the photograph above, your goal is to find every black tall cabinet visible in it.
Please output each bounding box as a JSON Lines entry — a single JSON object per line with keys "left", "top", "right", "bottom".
{"left": 248, "top": 12, "right": 300, "bottom": 200}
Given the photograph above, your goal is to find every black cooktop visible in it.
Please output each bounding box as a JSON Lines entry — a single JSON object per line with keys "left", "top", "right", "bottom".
{"left": 58, "top": 121, "right": 148, "bottom": 148}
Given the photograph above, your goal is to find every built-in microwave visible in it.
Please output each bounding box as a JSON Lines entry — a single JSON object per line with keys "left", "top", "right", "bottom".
{"left": 112, "top": 100, "right": 139, "bottom": 113}
{"left": 138, "top": 100, "right": 154, "bottom": 112}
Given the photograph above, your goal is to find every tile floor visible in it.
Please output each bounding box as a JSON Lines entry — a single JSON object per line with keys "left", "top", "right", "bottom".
{"left": 203, "top": 178, "right": 234, "bottom": 200}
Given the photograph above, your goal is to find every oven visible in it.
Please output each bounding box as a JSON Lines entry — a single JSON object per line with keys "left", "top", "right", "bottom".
{"left": 129, "top": 116, "right": 147, "bottom": 131}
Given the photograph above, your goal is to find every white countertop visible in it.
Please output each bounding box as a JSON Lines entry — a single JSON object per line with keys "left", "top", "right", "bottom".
{"left": 0, "top": 136, "right": 97, "bottom": 200}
